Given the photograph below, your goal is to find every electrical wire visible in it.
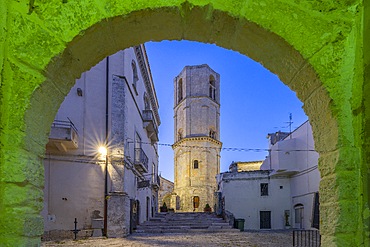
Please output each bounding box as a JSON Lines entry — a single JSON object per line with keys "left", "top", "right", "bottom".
{"left": 135, "top": 141, "right": 317, "bottom": 152}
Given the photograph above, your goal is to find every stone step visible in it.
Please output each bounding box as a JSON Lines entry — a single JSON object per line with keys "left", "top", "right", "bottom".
{"left": 137, "top": 225, "right": 219, "bottom": 229}
{"left": 135, "top": 212, "right": 237, "bottom": 234}
{"left": 134, "top": 228, "right": 240, "bottom": 234}
{"left": 143, "top": 221, "right": 225, "bottom": 225}
{"left": 141, "top": 221, "right": 230, "bottom": 226}
{"left": 136, "top": 226, "right": 233, "bottom": 231}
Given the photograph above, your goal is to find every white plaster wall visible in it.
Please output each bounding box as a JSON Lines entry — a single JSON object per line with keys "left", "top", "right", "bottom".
{"left": 261, "top": 121, "right": 319, "bottom": 173}
{"left": 43, "top": 57, "right": 108, "bottom": 232}
{"left": 43, "top": 160, "right": 104, "bottom": 231}
{"left": 252, "top": 121, "right": 320, "bottom": 230}
{"left": 221, "top": 172, "right": 291, "bottom": 230}
{"left": 53, "top": 58, "right": 108, "bottom": 157}
{"left": 43, "top": 46, "right": 160, "bottom": 233}
{"left": 290, "top": 164, "right": 320, "bottom": 229}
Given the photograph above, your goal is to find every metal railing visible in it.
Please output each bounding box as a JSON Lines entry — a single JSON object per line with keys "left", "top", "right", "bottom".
{"left": 293, "top": 230, "right": 321, "bottom": 247}
{"left": 51, "top": 119, "right": 78, "bottom": 134}
{"left": 134, "top": 147, "right": 148, "bottom": 172}
{"left": 142, "top": 110, "right": 158, "bottom": 132}
{"left": 142, "top": 109, "right": 154, "bottom": 121}
{"left": 150, "top": 175, "right": 160, "bottom": 190}
{"left": 137, "top": 180, "right": 150, "bottom": 189}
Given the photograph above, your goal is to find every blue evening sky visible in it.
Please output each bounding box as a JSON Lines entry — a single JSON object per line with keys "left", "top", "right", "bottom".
{"left": 145, "top": 41, "right": 308, "bottom": 182}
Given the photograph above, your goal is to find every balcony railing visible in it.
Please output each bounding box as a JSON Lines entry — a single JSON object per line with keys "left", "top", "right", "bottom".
{"left": 134, "top": 147, "right": 148, "bottom": 173}
{"left": 137, "top": 180, "right": 150, "bottom": 189}
{"left": 142, "top": 109, "right": 159, "bottom": 142}
{"left": 293, "top": 230, "right": 320, "bottom": 247}
{"left": 46, "top": 119, "right": 78, "bottom": 152}
{"left": 151, "top": 176, "right": 160, "bottom": 191}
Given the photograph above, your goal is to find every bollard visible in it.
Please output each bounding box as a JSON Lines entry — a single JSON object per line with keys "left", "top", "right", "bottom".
{"left": 71, "top": 218, "right": 81, "bottom": 240}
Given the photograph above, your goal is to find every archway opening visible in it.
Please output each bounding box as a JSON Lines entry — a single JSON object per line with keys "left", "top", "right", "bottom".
{"left": 41, "top": 39, "right": 320, "bottom": 242}
{"left": 3, "top": 2, "right": 360, "bottom": 246}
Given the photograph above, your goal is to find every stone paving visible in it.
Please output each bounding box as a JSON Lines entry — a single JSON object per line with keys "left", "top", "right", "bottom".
{"left": 42, "top": 231, "right": 292, "bottom": 247}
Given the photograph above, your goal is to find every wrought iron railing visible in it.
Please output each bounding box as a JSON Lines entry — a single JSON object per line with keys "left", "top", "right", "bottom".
{"left": 134, "top": 147, "right": 148, "bottom": 172}
{"left": 142, "top": 109, "right": 154, "bottom": 121}
{"left": 137, "top": 180, "right": 150, "bottom": 189}
{"left": 143, "top": 110, "right": 158, "bottom": 130}
{"left": 51, "top": 119, "right": 78, "bottom": 134}
{"left": 293, "top": 230, "right": 321, "bottom": 247}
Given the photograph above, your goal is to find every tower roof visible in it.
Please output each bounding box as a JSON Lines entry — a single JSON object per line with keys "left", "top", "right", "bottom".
{"left": 176, "top": 64, "right": 219, "bottom": 78}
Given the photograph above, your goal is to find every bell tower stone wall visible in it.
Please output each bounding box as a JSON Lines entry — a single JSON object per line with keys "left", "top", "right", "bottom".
{"left": 172, "top": 64, "right": 222, "bottom": 212}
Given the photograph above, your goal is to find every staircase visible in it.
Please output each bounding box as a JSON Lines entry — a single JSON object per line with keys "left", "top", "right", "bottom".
{"left": 135, "top": 212, "right": 239, "bottom": 233}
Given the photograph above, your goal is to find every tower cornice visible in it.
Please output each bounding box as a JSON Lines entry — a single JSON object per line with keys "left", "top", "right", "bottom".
{"left": 172, "top": 136, "right": 223, "bottom": 149}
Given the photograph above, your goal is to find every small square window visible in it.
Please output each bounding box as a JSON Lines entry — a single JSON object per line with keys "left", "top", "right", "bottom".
{"left": 261, "top": 183, "right": 269, "bottom": 196}
{"left": 280, "top": 186, "right": 283, "bottom": 189}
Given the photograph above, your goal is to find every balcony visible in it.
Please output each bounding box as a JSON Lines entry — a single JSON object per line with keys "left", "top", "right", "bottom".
{"left": 134, "top": 147, "right": 148, "bottom": 173}
{"left": 137, "top": 180, "right": 150, "bottom": 189}
{"left": 142, "top": 110, "right": 159, "bottom": 142}
{"left": 46, "top": 120, "right": 78, "bottom": 152}
{"left": 151, "top": 175, "right": 160, "bottom": 191}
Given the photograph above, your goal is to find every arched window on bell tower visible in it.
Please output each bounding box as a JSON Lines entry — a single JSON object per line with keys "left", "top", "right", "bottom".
{"left": 177, "top": 129, "right": 183, "bottom": 141}
{"left": 209, "top": 128, "right": 216, "bottom": 139}
{"left": 193, "top": 160, "right": 199, "bottom": 169}
{"left": 209, "top": 75, "right": 216, "bottom": 100}
{"left": 178, "top": 78, "right": 183, "bottom": 103}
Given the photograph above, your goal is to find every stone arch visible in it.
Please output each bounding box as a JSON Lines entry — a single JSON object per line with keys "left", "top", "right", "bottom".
{"left": 0, "top": 1, "right": 366, "bottom": 246}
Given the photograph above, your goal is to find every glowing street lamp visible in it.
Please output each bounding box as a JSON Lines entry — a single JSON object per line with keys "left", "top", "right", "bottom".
{"left": 98, "top": 146, "right": 108, "bottom": 157}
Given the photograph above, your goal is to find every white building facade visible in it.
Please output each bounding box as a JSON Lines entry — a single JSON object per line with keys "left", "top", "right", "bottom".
{"left": 42, "top": 45, "right": 160, "bottom": 239}
{"left": 217, "top": 121, "right": 320, "bottom": 230}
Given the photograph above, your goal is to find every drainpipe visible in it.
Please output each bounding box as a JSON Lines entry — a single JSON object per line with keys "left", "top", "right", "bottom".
{"left": 103, "top": 56, "right": 109, "bottom": 237}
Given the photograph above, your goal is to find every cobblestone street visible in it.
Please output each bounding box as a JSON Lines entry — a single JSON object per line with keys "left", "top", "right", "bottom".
{"left": 42, "top": 231, "right": 292, "bottom": 247}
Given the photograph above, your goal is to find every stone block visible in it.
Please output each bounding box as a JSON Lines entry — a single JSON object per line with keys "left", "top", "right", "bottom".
{"left": 318, "top": 147, "right": 360, "bottom": 177}
{"left": 320, "top": 203, "right": 340, "bottom": 237}
{"left": 320, "top": 200, "right": 359, "bottom": 238}
{"left": 2, "top": 183, "right": 43, "bottom": 211}
{"left": 0, "top": 236, "right": 41, "bottom": 247}
{"left": 320, "top": 171, "right": 360, "bottom": 205}
{"left": 303, "top": 86, "right": 338, "bottom": 153}
{"left": 334, "top": 233, "right": 358, "bottom": 247}
{"left": 25, "top": 78, "right": 69, "bottom": 151}
{"left": 92, "top": 218, "right": 104, "bottom": 229}
{"left": 107, "top": 194, "right": 129, "bottom": 238}
{"left": 0, "top": 207, "right": 43, "bottom": 238}
{"left": 1, "top": 148, "right": 44, "bottom": 187}
{"left": 7, "top": 7, "right": 65, "bottom": 69}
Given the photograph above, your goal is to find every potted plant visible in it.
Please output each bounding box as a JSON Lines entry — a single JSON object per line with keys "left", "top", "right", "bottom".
{"left": 160, "top": 202, "right": 168, "bottom": 212}
{"left": 204, "top": 203, "right": 212, "bottom": 212}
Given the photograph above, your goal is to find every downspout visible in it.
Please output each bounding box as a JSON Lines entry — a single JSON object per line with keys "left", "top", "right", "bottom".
{"left": 103, "top": 56, "right": 109, "bottom": 236}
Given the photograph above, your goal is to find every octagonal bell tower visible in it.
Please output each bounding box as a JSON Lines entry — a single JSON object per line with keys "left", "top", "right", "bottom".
{"left": 172, "top": 64, "right": 222, "bottom": 212}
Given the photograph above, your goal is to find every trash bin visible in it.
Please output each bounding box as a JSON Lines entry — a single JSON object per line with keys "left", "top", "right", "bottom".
{"left": 234, "top": 218, "right": 245, "bottom": 231}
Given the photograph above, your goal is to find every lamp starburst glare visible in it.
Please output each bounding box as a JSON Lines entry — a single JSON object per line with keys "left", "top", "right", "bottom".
{"left": 98, "top": 146, "right": 108, "bottom": 157}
